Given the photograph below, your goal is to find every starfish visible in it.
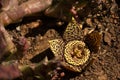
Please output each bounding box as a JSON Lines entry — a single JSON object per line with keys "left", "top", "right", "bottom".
{"left": 49, "top": 17, "right": 90, "bottom": 72}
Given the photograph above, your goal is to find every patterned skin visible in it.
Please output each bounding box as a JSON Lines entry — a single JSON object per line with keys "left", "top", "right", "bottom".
{"left": 49, "top": 17, "right": 91, "bottom": 72}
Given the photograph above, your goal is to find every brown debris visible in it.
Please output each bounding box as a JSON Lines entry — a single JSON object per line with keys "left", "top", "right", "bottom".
{"left": 103, "top": 31, "right": 112, "bottom": 46}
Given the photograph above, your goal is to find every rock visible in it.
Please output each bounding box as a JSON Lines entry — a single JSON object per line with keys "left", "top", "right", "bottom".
{"left": 103, "top": 32, "right": 112, "bottom": 46}
{"left": 86, "top": 18, "right": 93, "bottom": 27}
{"left": 98, "top": 74, "right": 107, "bottom": 80}
{"left": 60, "top": 72, "right": 65, "bottom": 77}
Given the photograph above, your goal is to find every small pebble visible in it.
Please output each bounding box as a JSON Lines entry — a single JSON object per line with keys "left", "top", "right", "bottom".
{"left": 104, "top": 32, "right": 112, "bottom": 46}
{"left": 56, "top": 67, "right": 62, "bottom": 71}
{"left": 16, "top": 26, "right": 21, "bottom": 31}
{"left": 60, "top": 72, "right": 65, "bottom": 77}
